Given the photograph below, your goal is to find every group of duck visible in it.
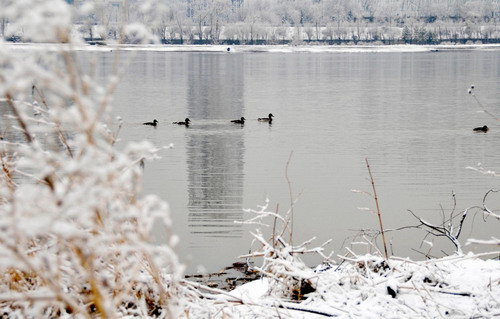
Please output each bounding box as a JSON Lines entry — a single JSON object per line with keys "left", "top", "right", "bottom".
{"left": 143, "top": 113, "right": 274, "bottom": 127}
{"left": 143, "top": 114, "right": 488, "bottom": 133}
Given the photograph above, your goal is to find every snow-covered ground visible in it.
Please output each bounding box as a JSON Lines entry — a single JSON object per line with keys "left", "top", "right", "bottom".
{"left": 177, "top": 202, "right": 500, "bottom": 318}
{"left": 215, "top": 252, "right": 500, "bottom": 318}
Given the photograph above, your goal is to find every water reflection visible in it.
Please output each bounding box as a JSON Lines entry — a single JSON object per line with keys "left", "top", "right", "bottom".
{"left": 13, "top": 49, "right": 499, "bottom": 271}
{"left": 185, "top": 54, "right": 245, "bottom": 238}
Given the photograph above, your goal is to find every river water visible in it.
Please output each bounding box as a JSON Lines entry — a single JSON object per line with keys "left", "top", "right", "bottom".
{"left": 5, "top": 46, "right": 500, "bottom": 272}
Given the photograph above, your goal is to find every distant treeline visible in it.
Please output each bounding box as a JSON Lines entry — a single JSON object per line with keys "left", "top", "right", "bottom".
{"left": 73, "top": 23, "right": 500, "bottom": 46}
{"left": 160, "top": 23, "right": 500, "bottom": 45}
{"left": 158, "top": 38, "right": 500, "bottom": 45}
{"left": 5, "top": 24, "right": 500, "bottom": 46}
{"left": 75, "top": 0, "right": 500, "bottom": 45}
{"left": 2, "top": 0, "right": 500, "bottom": 45}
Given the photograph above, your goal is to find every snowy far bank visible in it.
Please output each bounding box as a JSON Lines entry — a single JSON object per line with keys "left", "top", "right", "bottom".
{"left": 3, "top": 42, "right": 500, "bottom": 54}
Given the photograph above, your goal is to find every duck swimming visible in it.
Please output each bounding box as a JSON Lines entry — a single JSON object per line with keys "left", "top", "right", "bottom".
{"left": 173, "top": 118, "right": 190, "bottom": 126}
{"left": 473, "top": 125, "right": 489, "bottom": 132}
{"left": 231, "top": 117, "right": 245, "bottom": 124}
{"left": 258, "top": 113, "right": 274, "bottom": 122}
{"left": 143, "top": 119, "right": 158, "bottom": 126}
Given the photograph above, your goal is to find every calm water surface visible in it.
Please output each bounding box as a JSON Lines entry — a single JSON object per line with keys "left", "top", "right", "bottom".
{"left": 8, "top": 48, "right": 500, "bottom": 272}
{"left": 97, "top": 49, "right": 500, "bottom": 272}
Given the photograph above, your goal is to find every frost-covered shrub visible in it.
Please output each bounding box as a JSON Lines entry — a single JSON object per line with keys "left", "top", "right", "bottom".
{"left": 1, "top": 0, "right": 72, "bottom": 43}
{"left": 0, "top": 2, "right": 192, "bottom": 318}
{"left": 251, "top": 231, "right": 317, "bottom": 300}
{"left": 240, "top": 201, "right": 330, "bottom": 301}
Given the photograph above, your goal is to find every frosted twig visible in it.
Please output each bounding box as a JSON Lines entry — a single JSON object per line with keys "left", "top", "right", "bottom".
{"left": 407, "top": 209, "right": 465, "bottom": 255}
{"left": 185, "top": 279, "right": 340, "bottom": 317}
{"left": 362, "top": 235, "right": 385, "bottom": 259}
{"left": 431, "top": 251, "right": 500, "bottom": 263}
{"left": 399, "top": 284, "right": 471, "bottom": 297}
{"left": 482, "top": 189, "right": 500, "bottom": 220}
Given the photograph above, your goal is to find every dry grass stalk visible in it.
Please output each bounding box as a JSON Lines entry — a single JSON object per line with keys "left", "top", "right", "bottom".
{"left": 272, "top": 203, "right": 279, "bottom": 250}
{"left": 365, "top": 158, "right": 390, "bottom": 260}
{"left": 284, "top": 151, "right": 294, "bottom": 244}
{"left": 5, "top": 93, "right": 33, "bottom": 144}
{"left": 0, "top": 151, "right": 15, "bottom": 193}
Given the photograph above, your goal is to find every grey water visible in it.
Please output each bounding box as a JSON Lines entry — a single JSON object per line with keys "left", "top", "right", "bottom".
{"left": 6, "top": 48, "right": 500, "bottom": 272}
{"left": 100, "top": 49, "right": 500, "bottom": 272}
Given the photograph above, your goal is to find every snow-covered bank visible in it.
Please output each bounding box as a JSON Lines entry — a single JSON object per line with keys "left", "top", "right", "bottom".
{"left": 178, "top": 201, "right": 500, "bottom": 318}
{"left": 3, "top": 42, "right": 500, "bottom": 54}
{"left": 216, "top": 253, "right": 500, "bottom": 318}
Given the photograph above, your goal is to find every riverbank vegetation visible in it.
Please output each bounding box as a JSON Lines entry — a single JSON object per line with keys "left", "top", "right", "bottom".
{"left": 1, "top": 0, "right": 500, "bottom": 45}
{"left": 0, "top": 1, "right": 499, "bottom": 318}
